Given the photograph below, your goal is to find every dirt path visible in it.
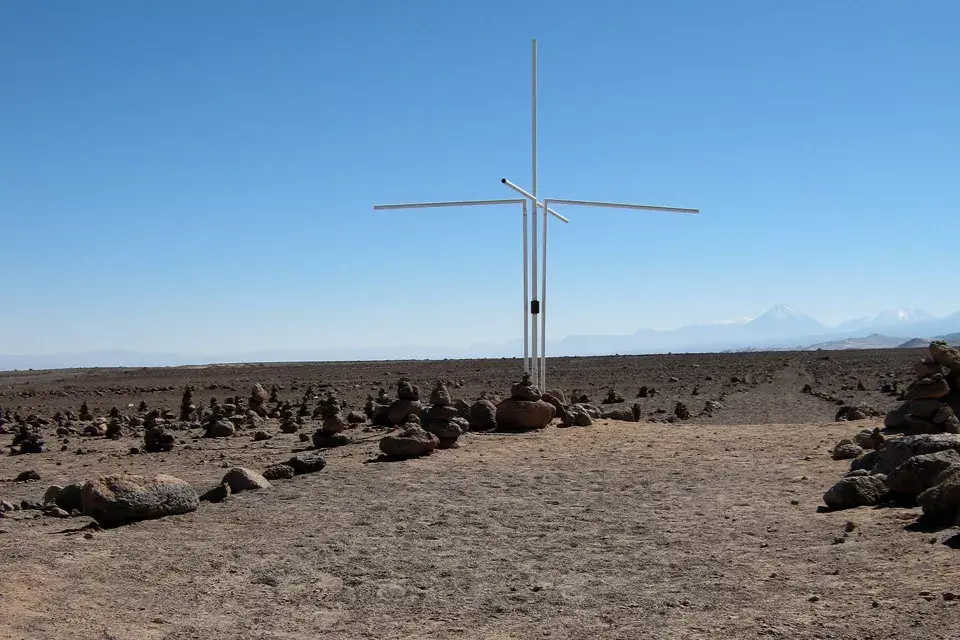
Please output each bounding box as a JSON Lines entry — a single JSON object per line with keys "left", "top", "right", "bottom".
{"left": 2, "top": 419, "right": 959, "bottom": 639}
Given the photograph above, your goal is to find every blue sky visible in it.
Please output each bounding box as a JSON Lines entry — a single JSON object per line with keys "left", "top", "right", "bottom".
{"left": 2, "top": 0, "right": 959, "bottom": 356}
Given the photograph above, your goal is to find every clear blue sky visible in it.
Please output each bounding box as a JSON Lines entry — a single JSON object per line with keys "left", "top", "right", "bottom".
{"left": 2, "top": 0, "right": 959, "bottom": 355}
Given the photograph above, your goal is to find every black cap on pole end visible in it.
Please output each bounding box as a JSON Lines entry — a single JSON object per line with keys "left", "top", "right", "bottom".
{"left": 500, "top": 178, "right": 507, "bottom": 183}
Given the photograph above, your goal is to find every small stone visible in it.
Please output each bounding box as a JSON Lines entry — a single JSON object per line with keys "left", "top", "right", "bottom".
{"left": 790, "top": 499, "right": 799, "bottom": 505}
{"left": 844, "top": 521, "right": 857, "bottom": 533}
{"left": 14, "top": 469, "right": 41, "bottom": 482}
{"left": 809, "top": 595, "right": 820, "bottom": 603}
{"left": 944, "top": 592, "right": 957, "bottom": 602}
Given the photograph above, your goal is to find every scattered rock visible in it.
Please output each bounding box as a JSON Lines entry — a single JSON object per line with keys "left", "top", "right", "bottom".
{"left": 674, "top": 402, "right": 691, "bottom": 420}
{"left": 200, "top": 482, "right": 231, "bottom": 503}
{"left": 282, "top": 452, "right": 327, "bottom": 475}
{"left": 14, "top": 469, "right": 40, "bottom": 482}
{"left": 262, "top": 464, "right": 295, "bottom": 481}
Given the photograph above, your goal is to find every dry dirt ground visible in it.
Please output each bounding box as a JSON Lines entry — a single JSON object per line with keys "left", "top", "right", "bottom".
{"left": 3, "top": 350, "right": 960, "bottom": 639}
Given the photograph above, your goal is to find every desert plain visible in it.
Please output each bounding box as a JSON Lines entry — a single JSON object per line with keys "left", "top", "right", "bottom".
{"left": 2, "top": 348, "right": 960, "bottom": 640}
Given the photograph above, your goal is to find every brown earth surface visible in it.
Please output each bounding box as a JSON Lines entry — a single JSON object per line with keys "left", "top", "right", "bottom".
{"left": 3, "top": 349, "right": 960, "bottom": 639}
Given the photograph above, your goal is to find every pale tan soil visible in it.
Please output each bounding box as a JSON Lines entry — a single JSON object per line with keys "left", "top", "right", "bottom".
{"left": 3, "top": 419, "right": 960, "bottom": 640}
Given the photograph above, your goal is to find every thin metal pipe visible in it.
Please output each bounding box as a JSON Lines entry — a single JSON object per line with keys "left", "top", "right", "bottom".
{"left": 542, "top": 198, "right": 700, "bottom": 214}
{"left": 530, "top": 188, "right": 539, "bottom": 385}
{"left": 374, "top": 198, "right": 524, "bottom": 210}
{"left": 500, "top": 179, "right": 569, "bottom": 222}
{"left": 540, "top": 199, "right": 549, "bottom": 390}
{"left": 522, "top": 200, "right": 529, "bottom": 374}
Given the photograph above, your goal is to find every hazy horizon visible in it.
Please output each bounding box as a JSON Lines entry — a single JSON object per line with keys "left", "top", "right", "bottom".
{"left": 3, "top": 1, "right": 959, "bottom": 357}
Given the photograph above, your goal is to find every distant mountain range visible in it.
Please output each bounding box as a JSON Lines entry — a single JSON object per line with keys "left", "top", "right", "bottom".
{"left": 3, "top": 305, "right": 960, "bottom": 370}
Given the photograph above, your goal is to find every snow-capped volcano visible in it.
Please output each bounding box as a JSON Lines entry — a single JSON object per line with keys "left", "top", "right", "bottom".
{"left": 836, "top": 308, "right": 934, "bottom": 332}
{"left": 743, "top": 304, "right": 827, "bottom": 339}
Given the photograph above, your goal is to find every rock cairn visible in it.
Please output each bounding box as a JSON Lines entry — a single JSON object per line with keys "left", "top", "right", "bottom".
{"left": 203, "top": 402, "right": 235, "bottom": 438}
{"left": 79, "top": 401, "right": 93, "bottom": 422}
{"left": 495, "top": 373, "right": 556, "bottom": 431}
{"left": 248, "top": 383, "right": 270, "bottom": 418}
{"left": 144, "top": 423, "right": 176, "bottom": 452}
{"left": 387, "top": 379, "right": 422, "bottom": 426}
{"left": 820, "top": 343, "right": 960, "bottom": 526}
{"left": 884, "top": 341, "right": 960, "bottom": 435}
{"left": 423, "top": 381, "right": 468, "bottom": 449}
{"left": 11, "top": 420, "right": 45, "bottom": 454}
{"left": 379, "top": 414, "right": 439, "bottom": 459}
{"left": 179, "top": 387, "right": 196, "bottom": 422}
{"left": 312, "top": 393, "right": 350, "bottom": 448}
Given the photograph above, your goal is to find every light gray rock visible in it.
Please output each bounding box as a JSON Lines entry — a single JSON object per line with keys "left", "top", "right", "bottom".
{"left": 80, "top": 473, "right": 199, "bottom": 528}
{"left": 221, "top": 467, "right": 271, "bottom": 493}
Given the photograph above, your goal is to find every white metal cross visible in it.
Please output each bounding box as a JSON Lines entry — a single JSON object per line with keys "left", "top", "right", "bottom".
{"left": 374, "top": 39, "right": 700, "bottom": 391}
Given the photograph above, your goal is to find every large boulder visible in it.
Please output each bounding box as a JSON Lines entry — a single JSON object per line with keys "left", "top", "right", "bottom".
{"left": 874, "top": 433, "right": 960, "bottom": 474}
{"left": 205, "top": 420, "right": 236, "bottom": 438}
{"left": 918, "top": 467, "right": 960, "bottom": 524}
{"left": 496, "top": 398, "right": 556, "bottom": 431}
{"left": 822, "top": 474, "right": 890, "bottom": 510}
{"left": 379, "top": 424, "right": 439, "bottom": 459}
{"left": 885, "top": 449, "right": 960, "bottom": 497}
{"left": 80, "top": 474, "right": 199, "bottom": 528}
{"left": 468, "top": 399, "right": 498, "bottom": 432}
{"left": 221, "top": 467, "right": 272, "bottom": 493}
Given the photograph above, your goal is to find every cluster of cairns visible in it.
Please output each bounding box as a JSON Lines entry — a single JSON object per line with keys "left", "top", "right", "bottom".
{"left": 822, "top": 341, "right": 960, "bottom": 526}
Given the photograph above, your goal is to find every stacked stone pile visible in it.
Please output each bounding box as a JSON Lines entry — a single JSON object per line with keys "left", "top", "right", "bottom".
{"left": 387, "top": 379, "right": 422, "bottom": 426}
{"left": 884, "top": 341, "right": 960, "bottom": 435}
{"left": 379, "top": 414, "right": 438, "bottom": 459}
{"left": 312, "top": 393, "right": 351, "bottom": 448}
{"left": 495, "top": 373, "right": 556, "bottom": 431}
{"left": 422, "top": 381, "right": 468, "bottom": 449}
{"left": 821, "top": 342, "right": 960, "bottom": 526}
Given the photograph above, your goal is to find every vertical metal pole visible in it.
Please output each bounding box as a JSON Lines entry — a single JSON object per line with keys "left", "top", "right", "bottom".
{"left": 522, "top": 200, "right": 529, "bottom": 373}
{"left": 541, "top": 199, "right": 548, "bottom": 390}
{"left": 530, "top": 38, "right": 539, "bottom": 385}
